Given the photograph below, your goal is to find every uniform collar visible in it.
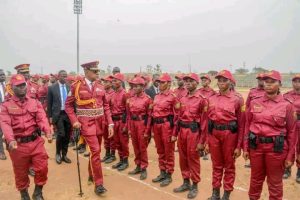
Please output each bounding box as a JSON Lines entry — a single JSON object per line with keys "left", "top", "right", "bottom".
{"left": 217, "top": 90, "right": 232, "bottom": 98}
{"left": 159, "top": 90, "right": 170, "bottom": 95}
{"left": 262, "top": 93, "right": 283, "bottom": 103}
{"left": 201, "top": 87, "right": 212, "bottom": 92}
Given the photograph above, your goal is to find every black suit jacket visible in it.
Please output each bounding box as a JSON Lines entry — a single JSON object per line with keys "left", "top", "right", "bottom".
{"left": 145, "top": 85, "right": 158, "bottom": 100}
{"left": 47, "top": 82, "right": 70, "bottom": 123}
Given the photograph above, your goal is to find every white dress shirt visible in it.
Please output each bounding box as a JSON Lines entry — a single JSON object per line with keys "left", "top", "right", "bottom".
{"left": 58, "top": 81, "right": 67, "bottom": 110}
{"left": 0, "top": 82, "right": 6, "bottom": 103}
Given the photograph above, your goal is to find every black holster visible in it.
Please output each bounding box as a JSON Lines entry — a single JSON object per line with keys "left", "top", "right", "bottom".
{"left": 167, "top": 115, "right": 174, "bottom": 128}
{"left": 228, "top": 121, "right": 238, "bottom": 133}
{"left": 248, "top": 131, "right": 257, "bottom": 150}
{"left": 36, "top": 128, "right": 42, "bottom": 136}
{"left": 274, "top": 132, "right": 284, "bottom": 153}
{"left": 208, "top": 120, "right": 214, "bottom": 134}
{"left": 190, "top": 122, "right": 200, "bottom": 133}
{"left": 144, "top": 115, "right": 148, "bottom": 126}
{"left": 122, "top": 113, "right": 127, "bottom": 123}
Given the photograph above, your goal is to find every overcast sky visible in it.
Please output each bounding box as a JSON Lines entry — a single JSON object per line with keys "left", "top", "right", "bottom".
{"left": 0, "top": 0, "right": 299, "bottom": 74}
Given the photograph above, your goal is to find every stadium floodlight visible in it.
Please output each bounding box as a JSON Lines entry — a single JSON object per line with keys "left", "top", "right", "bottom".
{"left": 74, "top": 0, "right": 82, "bottom": 74}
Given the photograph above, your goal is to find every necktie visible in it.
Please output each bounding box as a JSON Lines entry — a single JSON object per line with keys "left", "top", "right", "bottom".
{"left": 62, "top": 84, "right": 67, "bottom": 104}
{"left": 0, "top": 82, "right": 4, "bottom": 103}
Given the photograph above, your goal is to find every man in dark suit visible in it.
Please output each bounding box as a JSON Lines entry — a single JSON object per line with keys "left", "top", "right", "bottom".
{"left": 47, "top": 70, "right": 72, "bottom": 164}
{"left": 145, "top": 74, "right": 160, "bottom": 99}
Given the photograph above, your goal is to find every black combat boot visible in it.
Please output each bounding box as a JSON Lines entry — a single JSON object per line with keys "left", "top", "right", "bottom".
{"left": 105, "top": 151, "right": 116, "bottom": 164}
{"left": 32, "top": 185, "right": 44, "bottom": 200}
{"left": 128, "top": 165, "right": 142, "bottom": 175}
{"left": 283, "top": 167, "right": 291, "bottom": 179}
{"left": 112, "top": 158, "right": 123, "bottom": 169}
{"left": 296, "top": 168, "right": 300, "bottom": 184}
{"left": 101, "top": 149, "right": 111, "bottom": 162}
{"left": 160, "top": 172, "right": 172, "bottom": 187}
{"left": 173, "top": 179, "right": 191, "bottom": 193}
{"left": 117, "top": 157, "right": 129, "bottom": 171}
{"left": 187, "top": 183, "right": 198, "bottom": 199}
{"left": 207, "top": 188, "right": 221, "bottom": 200}
{"left": 221, "top": 190, "right": 231, "bottom": 200}
{"left": 20, "top": 189, "right": 30, "bottom": 200}
{"left": 94, "top": 185, "right": 107, "bottom": 196}
{"left": 140, "top": 169, "right": 147, "bottom": 180}
{"left": 152, "top": 170, "right": 166, "bottom": 183}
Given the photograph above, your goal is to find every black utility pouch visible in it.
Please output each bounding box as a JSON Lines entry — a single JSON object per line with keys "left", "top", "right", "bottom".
{"left": 122, "top": 113, "right": 127, "bottom": 123}
{"left": 208, "top": 120, "right": 214, "bottom": 134}
{"left": 167, "top": 115, "right": 174, "bottom": 128}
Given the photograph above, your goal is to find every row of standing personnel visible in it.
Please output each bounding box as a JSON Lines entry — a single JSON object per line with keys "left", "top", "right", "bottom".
{"left": 0, "top": 62, "right": 299, "bottom": 200}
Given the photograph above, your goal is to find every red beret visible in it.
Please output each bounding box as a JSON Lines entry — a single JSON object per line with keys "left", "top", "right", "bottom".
{"left": 158, "top": 73, "right": 172, "bottom": 82}
{"left": 10, "top": 74, "right": 26, "bottom": 86}
{"left": 263, "top": 70, "right": 282, "bottom": 81}
{"left": 81, "top": 61, "right": 100, "bottom": 71}
{"left": 42, "top": 75, "right": 50, "bottom": 80}
{"left": 111, "top": 73, "right": 125, "bottom": 82}
{"left": 215, "top": 70, "right": 236, "bottom": 83}
{"left": 15, "top": 64, "right": 30, "bottom": 73}
{"left": 183, "top": 73, "right": 200, "bottom": 83}
{"left": 32, "top": 74, "right": 40, "bottom": 79}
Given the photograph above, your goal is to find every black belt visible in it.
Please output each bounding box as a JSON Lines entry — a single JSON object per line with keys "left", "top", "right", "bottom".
{"left": 16, "top": 132, "right": 39, "bottom": 143}
{"left": 258, "top": 136, "right": 274, "bottom": 144}
{"left": 178, "top": 121, "right": 199, "bottom": 128}
{"left": 131, "top": 115, "right": 146, "bottom": 121}
{"left": 112, "top": 115, "right": 122, "bottom": 121}
{"left": 153, "top": 116, "right": 168, "bottom": 124}
{"left": 213, "top": 123, "right": 230, "bottom": 131}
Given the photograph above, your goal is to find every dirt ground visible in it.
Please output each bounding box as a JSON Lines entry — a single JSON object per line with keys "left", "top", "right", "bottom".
{"left": 0, "top": 89, "right": 299, "bottom": 200}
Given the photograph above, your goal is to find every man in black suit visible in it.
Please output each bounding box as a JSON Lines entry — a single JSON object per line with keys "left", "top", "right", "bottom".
{"left": 145, "top": 74, "right": 160, "bottom": 99}
{"left": 47, "top": 70, "right": 72, "bottom": 164}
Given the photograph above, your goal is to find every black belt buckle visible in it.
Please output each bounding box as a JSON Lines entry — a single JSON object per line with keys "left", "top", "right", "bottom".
{"left": 259, "top": 137, "right": 273, "bottom": 144}
{"left": 131, "top": 115, "right": 138, "bottom": 120}
{"left": 154, "top": 117, "right": 165, "bottom": 124}
{"left": 112, "top": 115, "right": 121, "bottom": 121}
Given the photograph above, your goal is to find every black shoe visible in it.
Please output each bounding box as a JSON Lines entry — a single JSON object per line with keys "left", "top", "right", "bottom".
{"left": 140, "top": 169, "right": 147, "bottom": 180}
{"left": 88, "top": 176, "right": 94, "bottom": 185}
{"left": 221, "top": 190, "right": 231, "bottom": 200}
{"left": 28, "top": 168, "right": 35, "bottom": 177}
{"left": 84, "top": 152, "right": 90, "bottom": 157}
{"left": 105, "top": 154, "right": 116, "bottom": 164}
{"left": 94, "top": 185, "right": 107, "bottom": 196}
{"left": 207, "top": 188, "right": 221, "bottom": 200}
{"left": 20, "top": 189, "right": 30, "bottom": 200}
{"left": 118, "top": 158, "right": 129, "bottom": 171}
{"left": 62, "top": 156, "right": 72, "bottom": 164}
{"left": 128, "top": 165, "right": 142, "bottom": 175}
{"left": 32, "top": 185, "right": 44, "bottom": 200}
{"left": 101, "top": 150, "right": 111, "bottom": 162}
{"left": 112, "top": 159, "right": 123, "bottom": 169}
{"left": 152, "top": 170, "right": 166, "bottom": 183}
{"left": 283, "top": 168, "right": 291, "bottom": 179}
{"left": 296, "top": 168, "right": 300, "bottom": 184}
{"left": 56, "top": 154, "right": 62, "bottom": 164}
{"left": 160, "top": 173, "right": 172, "bottom": 187}
{"left": 173, "top": 179, "right": 191, "bottom": 193}
{"left": 187, "top": 184, "right": 198, "bottom": 199}
{"left": 78, "top": 145, "right": 86, "bottom": 154}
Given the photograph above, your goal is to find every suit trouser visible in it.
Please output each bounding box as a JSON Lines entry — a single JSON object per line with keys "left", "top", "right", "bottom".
{"left": 0, "top": 129, "right": 5, "bottom": 154}
{"left": 55, "top": 111, "right": 71, "bottom": 156}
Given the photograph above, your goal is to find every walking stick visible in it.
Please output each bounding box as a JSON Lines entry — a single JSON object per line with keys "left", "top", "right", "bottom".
{"left": 74, "top": 128, "right": 84, "bottom": 197}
